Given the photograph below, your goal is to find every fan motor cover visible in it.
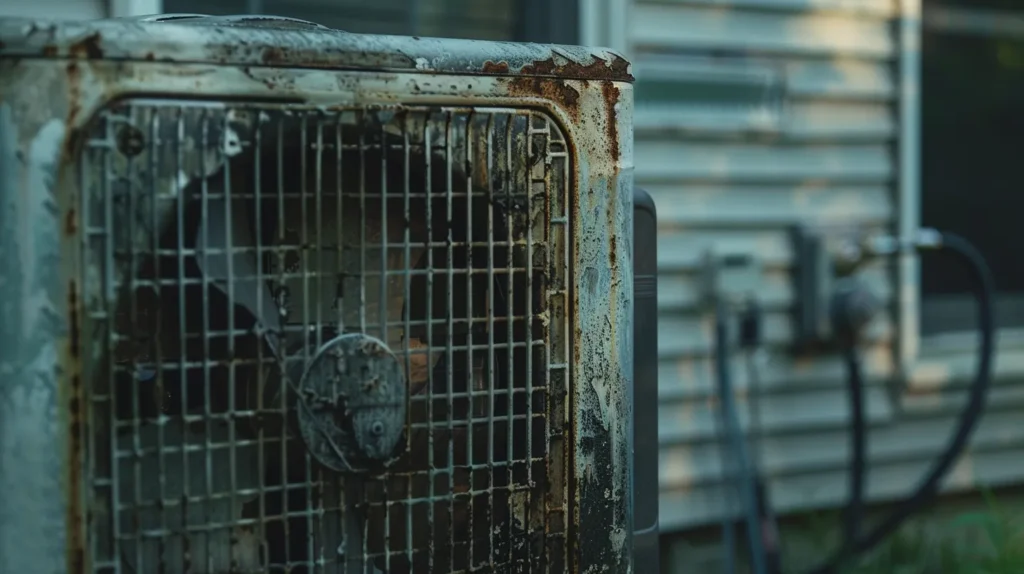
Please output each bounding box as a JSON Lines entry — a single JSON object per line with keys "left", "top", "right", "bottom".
{"left": 0, "top": 15, "right": 635, "bottom": 574}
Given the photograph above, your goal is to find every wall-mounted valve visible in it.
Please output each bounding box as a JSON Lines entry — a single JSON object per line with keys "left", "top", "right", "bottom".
{"left": 830, "top": 277, "right": 881, "bottom": 349}
{"left": 790, "top": 225, "right": 883, "bottom": 351}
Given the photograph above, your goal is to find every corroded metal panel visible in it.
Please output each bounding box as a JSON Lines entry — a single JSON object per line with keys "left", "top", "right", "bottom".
{"left": 0, "top": 16, "right": 634, "bottom": 573}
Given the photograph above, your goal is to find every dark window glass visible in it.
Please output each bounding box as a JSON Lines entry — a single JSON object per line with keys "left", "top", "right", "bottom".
{"left": 921, "top": 0, "right": 1024, "bottom": 332}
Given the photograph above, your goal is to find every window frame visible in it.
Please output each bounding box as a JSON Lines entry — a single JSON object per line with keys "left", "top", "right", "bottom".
{"left": 914, "top": 1, "right": 1024, "bottom": 344}
{"left": 898, "top": 0, "right": 921, "bottom": 370}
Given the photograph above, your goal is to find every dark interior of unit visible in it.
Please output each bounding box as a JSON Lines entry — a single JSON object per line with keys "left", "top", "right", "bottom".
{"left": 92, "top": 108, "right": 563, "bottom": 573}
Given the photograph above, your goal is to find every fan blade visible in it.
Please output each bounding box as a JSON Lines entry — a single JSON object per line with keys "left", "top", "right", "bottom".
{"left": 118, "top": 420, "right": 261, "bottom": 573}
{"left": 195, "top": 192, "right": 282, "bottom": 353}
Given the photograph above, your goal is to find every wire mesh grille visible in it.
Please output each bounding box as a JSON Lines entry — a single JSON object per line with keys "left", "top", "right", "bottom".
{"left": 79, "top": 100, "right": 571, "bottom": 574}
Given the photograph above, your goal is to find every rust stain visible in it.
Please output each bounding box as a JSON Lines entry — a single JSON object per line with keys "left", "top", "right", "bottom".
{"left": 67, "top": 281, "right": 80, "bottom": 361}
{"left": 506, "top": 77, "right": 581, "bottom": 122}
{"left": 64, "top": 207, "right": 77, "bottom": 236}
{"left": 570, "top": 183, "right": 583, "bottom": 372}
{"left": 563, "top": 94, "right": 585, "bottom": 564}
{"left": 66, "top": 279, "right": 85, "bottom": 573}
{"left": 601, "top": 82, "right": 621, "bottom": 164}
{"left": 481, "top": 60, "right": 510, "bottom": 74}
{"left": 68, "top": 32, "right": 103, "bottom": 60}
{"left": 64, "top": 62, "right": 82, "bottom": 155}
{"left": 606, "top": 174, "right": 620, "bottom": 344}
{"left": 260, "top": 46, "right": 286, "bottom": 65}
{"left": 255, "top": 46, "right": 414, "bottom": 70}
{"left": 605, "top": 82, "right": 622, "bottom": 316}
{"left": 515, "top": 54, "right": 634, "bottom": 82}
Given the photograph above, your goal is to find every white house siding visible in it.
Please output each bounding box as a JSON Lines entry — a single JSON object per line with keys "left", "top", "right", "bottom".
{"left": 622, "top": 0, "right": 1024, "bottom": 561}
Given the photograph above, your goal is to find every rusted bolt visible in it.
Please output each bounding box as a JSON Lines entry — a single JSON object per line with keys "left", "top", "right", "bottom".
{"left": 116, "top": 125, "right": 145, "bottom": 157}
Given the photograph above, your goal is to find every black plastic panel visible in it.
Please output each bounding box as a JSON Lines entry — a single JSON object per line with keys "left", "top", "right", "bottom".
{"left": 633, "top": 187, "right": 660, "bottom": 572}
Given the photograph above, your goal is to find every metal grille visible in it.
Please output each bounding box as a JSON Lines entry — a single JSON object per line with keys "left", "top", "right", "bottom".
{"left": 79, "top": 100, "right": 571, "bottom": 573}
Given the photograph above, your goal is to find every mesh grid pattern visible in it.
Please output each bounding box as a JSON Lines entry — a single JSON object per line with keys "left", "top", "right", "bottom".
{"left": 79, "top": 101, "right": 571, "bottom": 573}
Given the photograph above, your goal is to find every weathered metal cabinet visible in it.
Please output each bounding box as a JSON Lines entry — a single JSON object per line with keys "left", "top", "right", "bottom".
{"left": 0, "top": 15, "right": 634, "bottom": 574}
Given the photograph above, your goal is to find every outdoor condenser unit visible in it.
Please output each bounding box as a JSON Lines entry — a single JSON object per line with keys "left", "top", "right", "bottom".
{"left": 0, "top": 14, "right": 641, "bottom": 574}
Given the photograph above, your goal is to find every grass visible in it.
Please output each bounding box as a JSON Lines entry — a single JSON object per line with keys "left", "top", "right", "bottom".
{"left": 850, "top": 493, "right": 1024, "bottom": 574}
{"left": 791, "top": 490, "right": 1024, "bottom": 574}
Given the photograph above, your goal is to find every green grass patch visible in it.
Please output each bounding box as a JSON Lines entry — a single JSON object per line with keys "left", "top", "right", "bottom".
{"left": 788, "top": 490, "right": 1024, "bottom": 574}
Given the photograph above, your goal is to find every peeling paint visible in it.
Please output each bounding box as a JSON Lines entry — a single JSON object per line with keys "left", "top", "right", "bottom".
{"left": 0, "top": 16, "right": 632, "bottom": 82}
{"left": 0, "top": 104, "right": 68, "bottom": 574}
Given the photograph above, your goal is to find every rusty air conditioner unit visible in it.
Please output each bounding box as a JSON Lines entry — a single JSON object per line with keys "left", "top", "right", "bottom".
{"left": 0, "top": 13, "right": 641, "bottom": 574}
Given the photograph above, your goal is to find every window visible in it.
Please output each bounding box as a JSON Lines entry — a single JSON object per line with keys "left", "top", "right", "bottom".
{"left": 160, "top": 0, "right": 577, "bottom": 43}
{"left": 921, "top": 0, "right": 1024, "bottom": 333}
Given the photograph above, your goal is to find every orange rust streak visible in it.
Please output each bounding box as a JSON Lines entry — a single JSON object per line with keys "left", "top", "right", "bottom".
{"left": 481, "top": 60, "right": 511, "bottom": 74}
{"left": 601, "top": 82, "right": 621, "bottom": 164}
{"left": 66, "top": 280, "right": 86, "bottom": 573}
{"left": 516, "top": 55, "right": 634, "bottom": 83}
{"left": 505, "top": 77, "right": 581, "bottom": 122}
{"left": 64, "top": 207, "right": 77, "bottom": 236}
{"left": 67, "top": 32, "right": 103, "bottom": 59}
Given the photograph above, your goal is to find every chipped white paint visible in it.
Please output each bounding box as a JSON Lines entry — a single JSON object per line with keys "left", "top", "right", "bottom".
{"left": 0, "top": 103, "right": 67, "bottom": 574}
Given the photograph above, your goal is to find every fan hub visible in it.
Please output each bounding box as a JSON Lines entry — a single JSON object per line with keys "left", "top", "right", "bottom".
{"left": 296, "top": 333, "right": 407, "bottom": 472}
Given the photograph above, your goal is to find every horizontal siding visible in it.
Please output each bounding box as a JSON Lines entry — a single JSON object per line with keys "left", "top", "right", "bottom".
{"left": 632, "top": 4, "right": 896, "bottom": 58}
{"left": 658, "top": 344, "right": 897, "bottom": 400}
{"left": 785, "top": 60, "right": 895, "bottom": 100}
{"left": 659, "top": 398, "right": 1024, "bottom": 491}
{"left": 659, "top": 313, "right": 893, "bottom": 357}
{"left": 631, "top": 0, "right": 909, "bottom": 536}
{"left": 635, "top": 0, "right": 1024, "bottom": 538}
{"left": 657, "top": 337, "right": 1024, "bottom": 528}
{"left": 643, "top": 0, "right": 897, "bottom": 17}
{"left": 662, "top": 373, "right": 1024, "bottom": 487}
{"left": 659, "top": 375, "right": 1024, "bottom": 525}
{"left": 658, "top": 383, "right": 896, "bottom": 447}
{"left": 659, "top": 265, "right": 892, "bottom": 315}
{"left": 636, "top": 104, "right": 896, "bottom": 140}
{"left": 661, "top": 422, "right": 1024, "bottom": 528}
{"left": 655, "top": 227, "right": 891, "bottom": 271}
{"left": 647, "top": 185, "right": 892, "bottom": 226}
{"left": 636, "top": 141, "right": 894, "bottom": 182}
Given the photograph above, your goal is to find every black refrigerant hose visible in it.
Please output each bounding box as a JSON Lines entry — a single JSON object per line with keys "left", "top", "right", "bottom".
{"left": 841, "top": 346, "right": 866, "bottom": 551}
{"left": 806, "top": 230, "right": 996, "bottom": 574}
{"left": 714, "top": 300, "right": 770, "bottom": 574}
{"left": 739, "top": 302, "right": 783, "bottom": 574}
{"left": 713, "top": 298, "right": 783, "bottom": 574}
